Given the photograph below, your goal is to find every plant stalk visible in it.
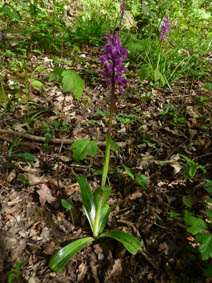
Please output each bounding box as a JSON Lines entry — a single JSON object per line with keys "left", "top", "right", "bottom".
{"left": 93, "top": 69, "right": 116, "bottom": 237}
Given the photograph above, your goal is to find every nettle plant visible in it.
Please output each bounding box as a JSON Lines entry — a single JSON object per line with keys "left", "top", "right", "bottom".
{"left": 49, "top": 3, "right": 141, "bottom": 272}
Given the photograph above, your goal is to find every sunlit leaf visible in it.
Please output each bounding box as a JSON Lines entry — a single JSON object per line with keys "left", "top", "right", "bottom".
{"left": 61, "top": 70, "right": 85, "bottom": 100}
{"left": 49, "top": 67, "right": 64, "bottom": 82}
{"left": 99, "top": 230, "right": 141, "bottom": 254}
{"left": 184, "top": 210, "right": 207, "bottom": 235}
{"left": 195, "top": 233, "right": 212, "bottom": 260}
{"left": 71, "top": 138, "right": 98, "bottom": 162}
{"left": 49, "top": 237, "right": 94, "bottom": 272}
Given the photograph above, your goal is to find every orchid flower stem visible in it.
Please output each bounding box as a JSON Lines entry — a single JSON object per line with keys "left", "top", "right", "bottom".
{"left": 93, "top": 74, "right": 115, "bottom": 238}
{"left": 101, "top": 72, "right": 115, "bottom": 188}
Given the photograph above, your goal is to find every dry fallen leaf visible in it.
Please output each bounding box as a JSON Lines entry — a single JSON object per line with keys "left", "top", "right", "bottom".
{"left": 37, "top": 184, "right": 57, "bottom": 206}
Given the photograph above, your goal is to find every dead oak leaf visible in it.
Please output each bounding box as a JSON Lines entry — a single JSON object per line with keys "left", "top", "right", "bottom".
{"left": 37, "top": 184, "right": 57, "bottom": 206}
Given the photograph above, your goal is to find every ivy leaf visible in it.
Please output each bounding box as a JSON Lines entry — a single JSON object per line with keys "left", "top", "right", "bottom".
{"left": 61, "top": 70, "right": 85, "bottom": 100}
{"left": 71, "top": 138, "right": 98, "bottom": 162}
{"left": 184, "top": 210, "right": 207, "bottom": 235}
{"left": 195, "top": 233, "right": 212, "bottom": 260}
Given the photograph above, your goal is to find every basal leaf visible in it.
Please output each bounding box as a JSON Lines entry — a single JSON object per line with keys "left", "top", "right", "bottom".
{"left": 98, "top": 204, "right": 114, "bottom": 234}
{"left": 195, "top": 233, "right": 212, "bottom": 260}
{"left": 61, "top": 70, "right": 85, "bottom": 100}
{"left": 76, "top": 176, "right": 95, "bottom": 229}
{"left": 99, "top": 230, "right": 141, "bottom": 254}
{"left": 93, "top": 186, "right": 112, "bottom": 207}
{"left": 49, "top": 237, "right": 94, "bottom": 272}
{"left": 71, "top": 138, "right": 97, "bottom": 162}
{"left": 184, "top": 211, "right": 207, "bottom": 235}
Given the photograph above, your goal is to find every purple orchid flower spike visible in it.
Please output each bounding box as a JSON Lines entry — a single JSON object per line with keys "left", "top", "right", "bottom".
{"left": 160, "top": 14, "right": 170, "bottom": 40}
{"left": 120, "top": 1, "right": 126, "bottom": 19}
{"left": 99, "top": 28, "right": 128, "bottom": 93}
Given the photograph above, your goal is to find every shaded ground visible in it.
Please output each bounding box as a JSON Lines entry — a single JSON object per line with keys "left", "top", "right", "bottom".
{"left": 0, "top": 47, "right": 211, "bottom": 282}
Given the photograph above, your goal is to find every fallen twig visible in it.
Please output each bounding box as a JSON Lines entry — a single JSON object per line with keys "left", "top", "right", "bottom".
{"left": 0, "top": 128, "right": 125, "bottom": 147}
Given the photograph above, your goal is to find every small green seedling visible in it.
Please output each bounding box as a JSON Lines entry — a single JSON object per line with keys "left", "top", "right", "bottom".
{"left": 180, "top": 154, "right": 206, "bottom": 179}
{"left": 61, "top": 199, "right": 75, "bottom": 224}
{"left": 7, "top": 260, "right": 26, "bottom": 283}
{"left": 122, "top": 164, "right": 149, "bottom": 190}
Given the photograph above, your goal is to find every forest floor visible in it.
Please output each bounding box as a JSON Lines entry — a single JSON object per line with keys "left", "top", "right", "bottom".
{"left": 0, "top": 45, "right": 212, "bottom": 282}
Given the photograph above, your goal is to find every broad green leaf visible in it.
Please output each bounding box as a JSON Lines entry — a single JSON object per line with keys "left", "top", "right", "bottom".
{"left": 61, "top": 199, "right": 74, "bottom": 211}
{"left": 135, "top": 174, "right": 149, "bottom": 190}
{"left": 99, "top": 230, "right": 141, "bottom": 255}
{"left": 76, "top": 176, "right": 95, "bottom": 229}
{"left": 16, "top": 153, "right": 36, "bottom": 162}
{"left": 71, "top": 138, "right": 98, "bottom": 162}
{"left": 93, "top": 186, "right": 112, "bottom": 235}
{"left": 195, "top": 233, "right": 212, "bottom": 260}
{"left": 30, "top": 80, "right": 44, "bottom": 89}
{"left": 49, "top": 237, "right": 94, "bottom": 272}
{"left": 122, "top": 164, "right": 134, "bottom": 181}
{"left": 184, "top": 211, "right": 207, "bottom": 235}
{"left": 93, "top": 186, "right": 112, "bottom": 207}
{"left": 61, "top": 70, "right": 85, "bottom": 100}
{"left": 49, "top": 67, "right": 64, "bottom": 82}
{"left": 98, "top": 204, "right": 114, "bottom": 234}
